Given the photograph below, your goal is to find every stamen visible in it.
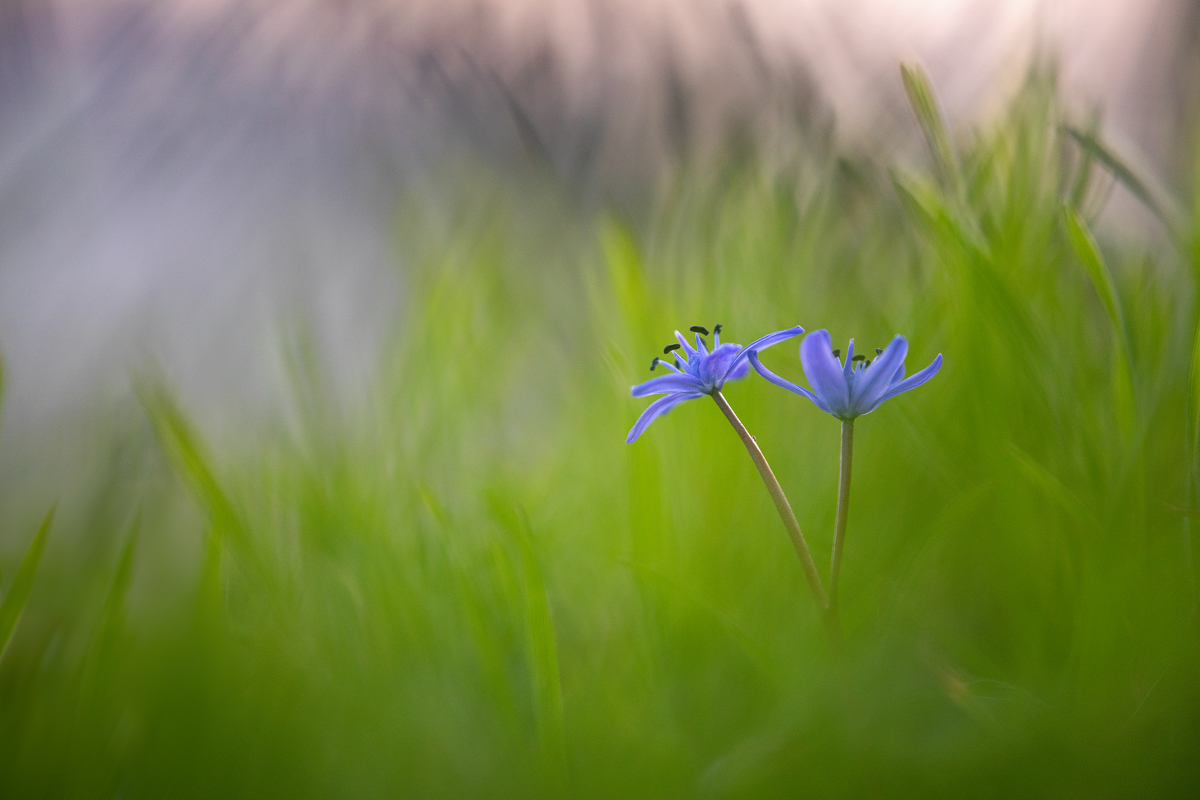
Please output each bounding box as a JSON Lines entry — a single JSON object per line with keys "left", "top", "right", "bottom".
{"left": 865, "top": 359, "right": 872, "bottom": 367}
{"left": 876, "top": 348, "right": 882, "bottom": 355}
{"left": 690, "top": 325, "right": 709, "bottom": 335}
{"left": 664, "top": 344, "right": 681, "bottom": 354}
{"left": 833, "top": 349, "right": 841, "bottom": 358}
{"left": 650, "top": 358, "right": 659, "bottom": 371}
{"left": 852, "top": 354, "right": 866, "bottom": 362}
{"left": 713, "top": 323, "right": 723, "bottom": 335}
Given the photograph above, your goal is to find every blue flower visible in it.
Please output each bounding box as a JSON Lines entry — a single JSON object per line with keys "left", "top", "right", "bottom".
{"left": 626, "top": 325, "right": 805, "bottom": 443}
{"left": 749, "top": 329, "right": 942, "bottom": 420}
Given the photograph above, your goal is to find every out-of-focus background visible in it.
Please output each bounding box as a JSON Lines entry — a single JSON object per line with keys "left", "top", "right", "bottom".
{"left": 0, "top": 0, "right": 1194, "bottom": 435}
{"left": 1, "top": 0, "right": 1199, "bottom": 796}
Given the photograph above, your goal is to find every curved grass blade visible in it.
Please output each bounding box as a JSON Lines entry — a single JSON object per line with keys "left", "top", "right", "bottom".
{"left": 1063, "top": 205, "right": 1135, "bottom": 436}
{"left": 0, "top": 505, "right": 55, "bottom": 660}
{"left": 487, "top": 493, "right": 566, "bottom": 787}
{"left": 1064, "top": 206, "right": 1122, "bottom": 329}
{"left": 135, "top": 379, "right": 263, "bottom": 580}
{"left": 136, "top": 381, "right": 239, "bottom": 534}
{"left": 1063, "top": 126, "right": 1181, "bottom": 243}
{"left": 901, "top": 63, "right": 960, "bottom": 195}
{"left": 96, "top": 512, "right": 140, "bottom": 645}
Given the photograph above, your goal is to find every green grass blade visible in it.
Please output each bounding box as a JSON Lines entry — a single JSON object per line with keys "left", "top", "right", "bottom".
{"left": 0, "top": 505, "right": 55, "bottom": 660}
{"left": 135, "top": 381, "right": 259, "bottom": 573}
{"left": 1188, "top": 320, "right": 1200, "bottom": 494}
{"left": 136, "top": 382, "right": 237, "bottom": 530}
{"left": 1006, "top": 444, "right": 1095, "bottom": 531}
{"left": 1063, "top": 205, "right": 1122, "bottom": 330}
{"left": 99, "top": 513, "right": 140, "bottom": 633}
{"left": 488, "top": 494, "right": 566, "bottom": 783}
{"left": 1063, "top": 204, "right": 1135, "bottom": 435}
{"left": 1064, "top": 126, "right": 1180, "bottom": 241}
{"left": 75, "top": 513, "right": 141, "bottom": 723}
{"left": 601, "top": 216, "right": 649, "bottom": 331}
{"left": 901, "top": 63, "right": 959, "bottom": 194}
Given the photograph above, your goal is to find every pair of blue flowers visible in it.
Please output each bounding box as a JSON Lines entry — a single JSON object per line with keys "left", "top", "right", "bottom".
{"left": 627, "top": 325, "right": 942, "bottom": 442}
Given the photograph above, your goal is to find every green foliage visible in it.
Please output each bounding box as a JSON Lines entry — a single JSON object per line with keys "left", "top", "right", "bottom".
{"left": 0, "top": 506, "right": 53, "bottom": 660}
{"left": 2, "top": 67, "right": 1200, "bottom": 797}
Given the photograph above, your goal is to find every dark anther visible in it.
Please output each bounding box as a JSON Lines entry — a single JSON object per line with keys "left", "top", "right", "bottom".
{"left": 876, "top": 348, "right": 883, "bottom": 355}
{"left": 650, "top": 358, "right": 659, "bottom": 371}
{"left": 865, "top": 359, "right": 873, "bottom": 367}
{"left": 714, "top": 323, "right": 723, "bottom": 335}
{"left": 833, "top": 349, "right": 841, "bottom": 358}
{"left": 690, "top": 325, "right": 709, "bottom": 335}
{"left": 663, "top": 343, "right": 681, "bottom": 354}
{"left": 852, "top": 354, "right": 866, "bottom": 362}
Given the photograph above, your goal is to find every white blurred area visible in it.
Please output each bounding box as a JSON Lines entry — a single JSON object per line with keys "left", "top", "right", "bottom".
{"left": 0, "top": 0, "right": 1193, "bottom": 441}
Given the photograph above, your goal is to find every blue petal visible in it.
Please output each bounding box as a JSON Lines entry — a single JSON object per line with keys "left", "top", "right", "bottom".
{"left": 843, "top": 338, "right": 855, "bottom": 376}
{"left": 631, "top": 373, "right": 707, "bottom": 398}
{"left": 875, "top": 353, "right": 943, "bottom": 406}
{"left": 626, "top": 391, "right": 705, "bottom": 443}
{"left": 697, "top": 343, "right": 741, "bottom": 386}
{"left": 724, "top": 325, "right": 804, "bottom": 383}
{"left": 655, "top": 359, "right": 682, "bottom": 374}
{"left": 724, "top": 359, "right": 750, "bottom": 382}
{"left": 675, "top": 330, "right": 698, "bottom": 360}
{"left": 695, "top": 333, "right": 708, "bottom": 357}
{"left": 731, "top": 325, "right": 805, "bottom": 363}
{"left": 848, "top": 334, "right": 908, "bottom": 415}
{"left": 800, "top": 330, "right": 850, "bottom": 416}
{"left": 748, "top": 352, "right": 829, "bottom": 412}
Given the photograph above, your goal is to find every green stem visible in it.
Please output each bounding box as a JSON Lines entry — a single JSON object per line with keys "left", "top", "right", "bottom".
{"left": 828, "top": 420, "right": 854, "bottom": 624}
{"left": 711, "top": 392, "right": 830, "bottom": 615}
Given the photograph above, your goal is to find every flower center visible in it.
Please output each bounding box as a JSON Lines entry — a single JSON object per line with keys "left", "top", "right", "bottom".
{"left": 647, "top": 324, "right": 724, "bottom": 372}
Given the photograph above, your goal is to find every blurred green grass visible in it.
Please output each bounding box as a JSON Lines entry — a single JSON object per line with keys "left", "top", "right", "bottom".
{"left": 2, "top": 66, "right": 1199, "bottom": 797}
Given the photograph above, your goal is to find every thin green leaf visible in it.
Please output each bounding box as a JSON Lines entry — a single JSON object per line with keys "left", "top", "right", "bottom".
{"left": 901, "top": 64, "right": 959, "bottom": 194}
{"left": 1063, "top": 205, "right": 1135, "bottom": 435}
{"left": 1063, "top": 205, "right": 1122, "bottom": 330}
{"left": 137, "top": 382, "right": 236, "bottom": 528}
{"left": 1007, "top": 445, "right": 1095, "bottom": 531}
{"left": 1063, "top": 126, "right": 1180, "bottom": 241}
{"left": 601, "top": 216, "right": 648, "bottom": 329}
{"left": 0, "top": 505, "right": 55, "bottom": 660}
{"left": 1187, "top": 319, "right": 1200, "bottom": 489}
{"left": 135, "top": 380, "right": 256, "bottom": 566}
{"left": 98, "top": 513, "right": 140, "bottom": 635}
{"left": 488, "top": 494, "right": 566, "bottom": 783}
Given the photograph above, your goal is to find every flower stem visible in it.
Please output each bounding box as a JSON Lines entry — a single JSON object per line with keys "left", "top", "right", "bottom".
{"left": 828, "top": 419, "right": 854, "bottom": 624}
{"left": 711, "top": 391, "right": 830, "bottom": 616}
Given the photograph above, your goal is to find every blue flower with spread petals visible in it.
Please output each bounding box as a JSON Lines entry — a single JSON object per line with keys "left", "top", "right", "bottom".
{"left": 749, "top": 329, "right": 942, "bottom": 420}
{"left": 626, "top": 325, "right": 804, "bottom": 443}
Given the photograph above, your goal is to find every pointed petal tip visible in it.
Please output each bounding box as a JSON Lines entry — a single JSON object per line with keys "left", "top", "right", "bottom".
{"left": 674, "top": 330, "right": 697, "bottom": 357}
{"left": 625, "top": 391, "right": 704, "bottom": 443}
{"left": 848, "top": 333, "right": 909, "bottom": 414}
{"left": 726, "top": 325, "right": 807, "bottom": 382}
{"left": 631, "top": 373, "right": 706, "bottom": 398}
{"left": 875, "top": 350, "right": 943, "bottom": 406}
{"left": 750, "top": 351, "right": 824, "bottom": 408}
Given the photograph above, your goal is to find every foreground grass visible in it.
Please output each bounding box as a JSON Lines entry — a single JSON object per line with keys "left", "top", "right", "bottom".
{"left": 1, "top": 68, "right": 1199, "bottom": 797}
